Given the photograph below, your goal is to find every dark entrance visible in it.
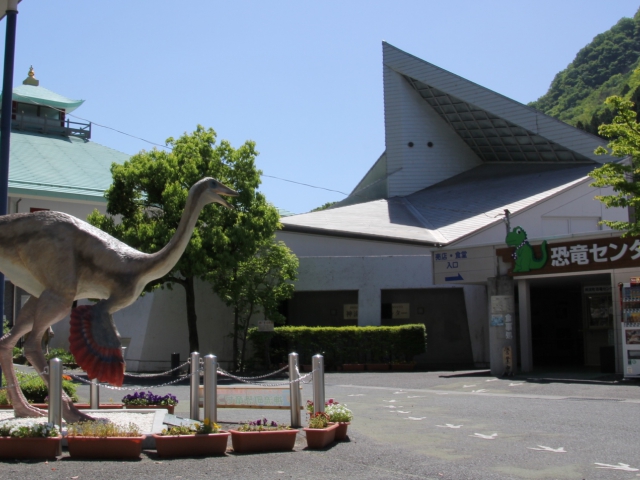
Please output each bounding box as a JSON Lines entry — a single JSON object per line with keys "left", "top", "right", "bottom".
{"left": 529, "top": 274, "right": 612, "bottom": 368}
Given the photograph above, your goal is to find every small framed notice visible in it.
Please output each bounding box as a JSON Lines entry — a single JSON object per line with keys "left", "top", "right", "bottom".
{"left": 392, "top": 303, "right": 410, "bottom": 319}
{"left": 343, "top": 304, "right": 358, "bottom": 320}
{"left": 258, "top": 320, "right": 274, "bottom": 332}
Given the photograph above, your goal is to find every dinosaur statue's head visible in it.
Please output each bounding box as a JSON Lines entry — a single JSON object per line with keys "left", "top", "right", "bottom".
{"left": 505, "top": 226, "right": 527, "bottom": 247}
{"left": 195, "top": 177, "right": 239, "bottom": 209}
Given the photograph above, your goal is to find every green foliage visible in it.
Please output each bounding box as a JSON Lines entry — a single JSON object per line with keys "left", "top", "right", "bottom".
{"left": 530, "top": 9, "right": 640, "bottom": 130}
{"left": 67, "top": 421, "right": 141, "bottom": 437}
{"left": 0, "top": 372, "right": 78, "bottom": 405}
{"left": 590, "top": 95, "right": 640, "bottom": 235}
{"left": 214, "top": 238, "right": 298, "bottom": 371}
{"left": 160, "top": 418, "right": 220, "bottom": 435}
{"left": 308, "top": 412, "right": 330, "bottom": 429}
{"left": 248, "top": 325, "right": 426, "bottom": 369}
{"left": 2, "top": 317, "right": 8, "bottom": 335}
{"left": 311, "top": 201, "right": 337, "bottom": 212}
{"left": 0, "top": 421, "right": 59, "bottom": 438}
{"left": 45, "top": 348, "right": 76, "bottom": 365}
{"left": 87, "top": 125, "right": 281, "bottom": 352}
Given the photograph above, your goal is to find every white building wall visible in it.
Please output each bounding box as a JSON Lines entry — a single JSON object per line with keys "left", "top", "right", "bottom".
{"left": 8, "top": 195, "right": 107, "bottom": 220}
{"left": 454, "top": 183, "right": 627, "bottom": 247}
{"left": 383, "top": 66, "right": 481, "bottom": 197}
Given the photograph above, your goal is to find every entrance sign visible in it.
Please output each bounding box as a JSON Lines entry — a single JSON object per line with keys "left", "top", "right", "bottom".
{"left": 498, "top": 235, "right": 640, "bottom": 276}
{"left": 433, "top": 246, "right": 496, "bottom": 284}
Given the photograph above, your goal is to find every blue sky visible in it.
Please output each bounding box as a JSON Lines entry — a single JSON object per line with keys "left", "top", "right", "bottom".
{"left": 3, "top": 1, "right": 639, "bottom": 214}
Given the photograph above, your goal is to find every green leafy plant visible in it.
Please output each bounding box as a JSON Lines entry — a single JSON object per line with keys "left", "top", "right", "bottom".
{"left": 0, "top": 372, "right": 77, "bottom": 405}
{"left": 160, "top": 418, "right": 220, "bottom": 436}
{"left": 0, "top": 420, "right": 59, "bottom": 438}
{"left": 249, "top": 324, "right": 426, "bottom": 368}
{"left": 67, "top": 421, "right": 141, "bottom": 438}
{"left": 308, "top": 412, "right": 330, "bottom": 429}
{"left": 237, "top": 418, "right": 290, "bottom": 432}
{"left": 45, "top": 348, "right": 76, "bottom": 365}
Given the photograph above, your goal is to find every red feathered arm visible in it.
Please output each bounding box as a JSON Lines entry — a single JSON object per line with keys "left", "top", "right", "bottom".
{"left": 69, "top": 305, "right": 125, "bottom": 387}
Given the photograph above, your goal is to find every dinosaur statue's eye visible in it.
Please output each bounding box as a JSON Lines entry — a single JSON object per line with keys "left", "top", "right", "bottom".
{"left": 210, "top": 181, "right": 217, "bottom": 188}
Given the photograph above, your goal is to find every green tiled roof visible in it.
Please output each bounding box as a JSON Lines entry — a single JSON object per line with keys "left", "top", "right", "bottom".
{"left": 5, "top": 84, "right": 84, "bottom": 112}
{"left": 8, "top": 131, "right": 129, "bottom": 202}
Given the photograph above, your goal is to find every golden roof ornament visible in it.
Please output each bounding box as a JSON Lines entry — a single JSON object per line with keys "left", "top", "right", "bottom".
{"left": 23, "top": 65, "right": 39, "bottom": 86}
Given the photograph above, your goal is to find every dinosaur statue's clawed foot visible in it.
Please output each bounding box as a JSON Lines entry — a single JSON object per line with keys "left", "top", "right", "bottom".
{"left": 63, "top": 403, "right": 96, "bottom": 423}
{"left": 13, "top": 402, "right": 47, "bottom": 418}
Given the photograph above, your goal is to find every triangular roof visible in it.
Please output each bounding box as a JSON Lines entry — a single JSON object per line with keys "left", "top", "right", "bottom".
{"left": 282, "top": 43, "right": 608, "bottom": 245}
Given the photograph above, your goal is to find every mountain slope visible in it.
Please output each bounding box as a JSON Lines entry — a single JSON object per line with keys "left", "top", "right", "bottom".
{"left": 529, "top": 8, "right": 640, "bottom": 133}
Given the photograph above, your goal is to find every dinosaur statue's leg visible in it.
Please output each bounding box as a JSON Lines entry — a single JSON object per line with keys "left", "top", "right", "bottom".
{"left": 23, "top": 290, "right": 93, "bottom": 423}
{"left": 0, "top": 296, "right": 47, "bottom": 417}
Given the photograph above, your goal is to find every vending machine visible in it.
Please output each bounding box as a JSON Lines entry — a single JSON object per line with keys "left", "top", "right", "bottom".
{"left": 621, "top": 281, "right": 640, "bottom": 378}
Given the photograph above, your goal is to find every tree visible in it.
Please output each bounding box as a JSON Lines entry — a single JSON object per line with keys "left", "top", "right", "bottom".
{"left": 212, "top": 238, "right": 298, "bottom": 371}
{"left": 87, "top": 126, "right": 280, "bottom": 352}
{"left": 589, "top": 96, "right": 640, "bottom": 235}
{"left": 311, "top": 201, "right": 337, "bottom": 212}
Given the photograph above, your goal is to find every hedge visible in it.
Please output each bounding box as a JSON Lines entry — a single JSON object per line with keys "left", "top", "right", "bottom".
{"left": 248, "top": 325, "right": 426, "bottom": 369}
{"left": 0, "top": 371, "right": 78, "bottom": 405}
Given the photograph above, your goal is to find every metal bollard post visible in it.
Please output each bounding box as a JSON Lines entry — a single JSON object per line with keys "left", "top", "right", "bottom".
{"left": 312, "top": 354, "right": 325, "bottom": 415}
{"left": 90, "top": 378, "right": 100, "bottom": 410}
{"left": 203, "top": 355, "right": 217, "bottom": 423}
{"left": 48, "top": 357, "right": 63, "bottom": 455}
{"left": 189, "top": 351, "right": 201, "bottom": 421}
{"left": 289, "top": 352, "right": 301, "bottom": 427}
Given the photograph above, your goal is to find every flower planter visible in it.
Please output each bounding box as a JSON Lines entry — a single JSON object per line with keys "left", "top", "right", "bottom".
{"left": 366, "top": 363, "right": 389, "bottom": 372}
{"left": 334, "top": 422, "right": 350, "bottom": 441}
{"left": 66, "top": 435, "right": 146, "bottom": 459}
{"left": 391, "top": 363, "right": 416, "bottom": 371}
{"left": 124, "top": 404, "right": 175, "bottom": 414}
{"left": 153, "top": 432, "right": 229, "bottom": 457}
{"left": 229, "top": 429, "right": 298, "bottom": 453}
{"left": 341, "top": 364, "right": 365, "bottom": 372}
{"left": 0, "top": 435, "right": 62, "bottom": 459}
{"left": 303, "top": 423, "right": 338, "bottom": 449}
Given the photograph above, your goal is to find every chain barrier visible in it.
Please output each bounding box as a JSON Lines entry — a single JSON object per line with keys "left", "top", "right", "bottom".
{"left": 64, "top": 371, "right": 198, "bottom": 391}
{"left": 202, "top": 364, "right": 289, "bottom": 381}
{"left": 123, "top": 361, "right": 189, "bottom": 378}
{"left": 216, "top": 367, "right": 315, "bottom": 387}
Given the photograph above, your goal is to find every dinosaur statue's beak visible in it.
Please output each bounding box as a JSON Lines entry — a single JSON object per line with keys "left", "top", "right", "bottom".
{"left": 216, "top": 183, "right": 239, "bottom": 209}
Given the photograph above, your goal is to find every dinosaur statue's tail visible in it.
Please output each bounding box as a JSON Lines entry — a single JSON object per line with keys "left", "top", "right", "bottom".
{"left": 69, "top": 304, "right": 125, "bottom": 387}
{"left": 533, "top": 240, "right": 548, "bottom": 269}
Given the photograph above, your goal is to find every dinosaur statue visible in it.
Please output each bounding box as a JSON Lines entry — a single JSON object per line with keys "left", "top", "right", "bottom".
{"left": 505, "top": 226, "right": 548, "bottom": 273}
{"left": 0, "top": 178, "right": 237, "bottom": 422}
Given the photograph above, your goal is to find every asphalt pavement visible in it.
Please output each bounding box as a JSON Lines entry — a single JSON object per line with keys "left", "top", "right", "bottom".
{"left": 2, "top": 368, "right": 640, "bottom": 480}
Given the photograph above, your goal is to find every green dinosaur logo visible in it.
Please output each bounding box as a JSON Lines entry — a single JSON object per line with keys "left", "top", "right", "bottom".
{"left": 505, "top": 226, "right": 548, "bottom": 273}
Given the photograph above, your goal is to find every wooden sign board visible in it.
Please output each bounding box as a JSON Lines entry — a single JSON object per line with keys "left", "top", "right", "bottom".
{"left": 198, "top": 385, "right": 303, "bottom": 410}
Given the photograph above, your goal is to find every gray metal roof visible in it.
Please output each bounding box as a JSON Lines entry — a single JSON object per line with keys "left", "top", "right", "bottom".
{"left": 382, "top": 42, "right": 606, "bottom": 164}
{"left": 282, "top": 163, "right": 594, "bottom": 245}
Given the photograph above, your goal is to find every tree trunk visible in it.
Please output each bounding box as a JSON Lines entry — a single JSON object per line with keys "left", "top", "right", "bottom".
{"left": 184, "top": 276, "right": 199, "bottom": 353}
{"left": 232, "top": 307, "right": 240, "bottom": 371}
{"left": 239, "top": 304, "right": 254, "bottom": 373}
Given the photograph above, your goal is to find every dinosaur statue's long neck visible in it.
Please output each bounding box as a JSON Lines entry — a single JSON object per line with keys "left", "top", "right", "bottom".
{"left": 144, "top": 187, "right": 207, "bottom": 282}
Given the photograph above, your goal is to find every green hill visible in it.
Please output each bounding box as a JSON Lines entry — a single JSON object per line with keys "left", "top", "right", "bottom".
{"left": 529, "top": 8, "right": 640, "bottom": 135}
